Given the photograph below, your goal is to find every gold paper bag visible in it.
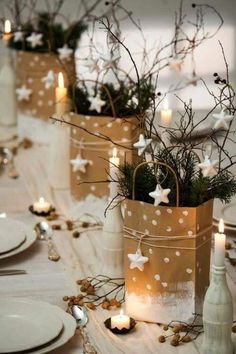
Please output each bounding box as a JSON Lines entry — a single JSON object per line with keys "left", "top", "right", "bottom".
{"left": 70, "top": 113, "right": 140, "bottom": 200}
{"left": 16, "top": 51, "right": 75, "bottom": 120}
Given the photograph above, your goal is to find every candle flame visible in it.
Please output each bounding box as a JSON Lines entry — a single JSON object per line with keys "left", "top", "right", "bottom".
{"left": 163, "top": 98, "right": 169, "bottom": 110}
{"left": 4, "top": 20, "right": 11, "bottom": 33}
{"left": 119, "top": 309, "right": 124, "bottom": 316}
{"left": 112, "top": 147, "right": 117, "bottom": 158}
{"left": 219, "top": 218, "right": 224, "bottom": 233}
{"left": 39, "top": 197, "right": 45, "bottom": 204}
{"left": 58, "top": 72, "right": 64, "bottom": 88}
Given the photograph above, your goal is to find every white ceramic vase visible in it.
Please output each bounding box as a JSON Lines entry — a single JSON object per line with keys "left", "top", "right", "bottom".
{"left": 202, "top": 265, "right": 234, "bottom": 354}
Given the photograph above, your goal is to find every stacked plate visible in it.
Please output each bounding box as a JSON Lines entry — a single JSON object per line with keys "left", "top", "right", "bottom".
{"left": 0, "top": 218, "right": 36, "bottom": 260}
{"left": 0, "top": 298, "right": 76, "bottom": 353}
{"left": 213, "top": 197, "right": 236, "bottom": 236}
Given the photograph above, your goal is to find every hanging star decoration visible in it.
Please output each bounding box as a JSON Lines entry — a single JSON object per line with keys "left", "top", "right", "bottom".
{"left": 88, "top": 94, "right": 106, "bottom": 113}
{"left": 169, "top": 58, "right": 183, "bottom": 72}
{"left": 82, "top": 57, "right": 100, "bottom": 73}
{"left": 70, "top": 154, "right": 89, "bottom": 173}
{"left": 133, "top": 134, "right": 152, "bottom": 156}
{"left": 101, "top": 53, "right": 120, "bottom": 70}
{"left": 16, "top": 85, "right": 32, "bottom": 101}
{"left": 57, "top": 45, "right": 73, "bottom": 61}
{"left": 13, "top": 30, "right": 24, "bottom": 42}
{"left": 212, "top": 109, "right": 234, "bottom": 130}
{"left": 26, "top": 32, "right": 43, "bottom": 48}
{"left": 41, "top": 70, "right": 55, "bottom": 89}
{"left": 149, "top": 184, "right": 171, "bottom": 206}
{"left": 128, "top": 248, "right": 149, "bottom": 271}
{"left": 198, "top": 156, "right": 218, "bottom": 177}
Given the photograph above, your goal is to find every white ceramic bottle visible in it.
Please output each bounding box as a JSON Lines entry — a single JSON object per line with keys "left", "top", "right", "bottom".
{"left": 202, "top": 264, "right": 234, "bottom": 354}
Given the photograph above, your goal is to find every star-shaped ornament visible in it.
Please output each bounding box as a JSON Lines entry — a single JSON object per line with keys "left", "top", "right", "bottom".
{"left": 169, "top": 58, "right": 183, "bottom": 72}
{"left": 13, "top": 30, "right": 24, "bottom": 42}
{"left": 42, "top": 70, "right": 55, "bottom": 89}
{"left": 149, "top": 184, "right": 171, "bottom": 206}
{"left": 212, "top": 110, "right": 233, "bottom": 130}
{"left": 16, "top": 85, "right": 32, "bottom": 101}
{"left": 101, "top": 53, "right": 120, "bottom": 70}
{"left": 26, "top": 32, "right": 43, "bottom": 48}
{"left": 128, "top": 248, "right": 149, "bottom": 271}
{"left": 198, "top": 156, "right": 218, "bottom": 177}
{"left": 128, "top": 96, "right": 138, "bottom": 107}
{"left": 133, "top": 134, "right": 152, "bottom": 156}
{"left": 88, "top": 95, "right": 106, "bottom": 113}
{"left": 57, "top": 45, "right": 73, "bottom": 61}
{"left": 70, "top": 154, "right": 89, "bottom": 173}
{"left": 82, "top": 57, "right": 100, "bottom": 73}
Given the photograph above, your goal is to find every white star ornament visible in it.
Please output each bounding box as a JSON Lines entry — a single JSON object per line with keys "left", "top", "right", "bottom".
{"left": 42, "top": 70, "right": 55, "bottom": 89}
{"left": 198, "top": 156, "right": 218, "bottom": 177}
{"left": 82, "top": 58, "right": 100, "bottom": 73}
{"left": 16, "top": 85, "right": 32, "bottom": 101}
{"left": 133, "top": 134, "right": 152, "bottom": 156}
{"left": 57, "top": 45, "right": 73, "bottom": 61}
{"left": 149, "top": 184, "right": 171, "bottom": 207}
{"left": 13, "top": 30, "right": 24, "bottom": 42}
{"left": 128, "top": 248, "right": 149, "bottom": 271}
{"left": 88, "top": 95, "right": 106, "bottom": 113}
{"left": 26, "top": 33, "right": 43, "bottom": 48}
{"left": 212, "top": 110, "right": 233, "bottom": 130}
{"left": 70, "top": 154, "right": 89, "bottom": 173}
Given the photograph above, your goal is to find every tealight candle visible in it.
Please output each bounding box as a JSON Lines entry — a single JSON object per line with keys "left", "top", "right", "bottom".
{"left": 109, "top": 147, "right": 120, "bottom": 199}
{"left": 214, "top": 218, "right": 226, "bottom": 267}
{"left": 33, "top": 197, "right": 51, "bottom": 213}
{"left": 111, "top": 310, "right": 130, "bottom": 330}
{"left": 55, "top": 72, "right": 67, "bottom": 116}
{"left": 3, "top": 20, "right": 12, "bottom": 41}
{"left": 160, "top": 98, "right": 172, "bottom": 128}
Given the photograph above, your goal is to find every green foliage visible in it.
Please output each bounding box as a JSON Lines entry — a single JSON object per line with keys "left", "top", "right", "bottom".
{"left": 8, "top": 12, "right": 87, "bottom": 52}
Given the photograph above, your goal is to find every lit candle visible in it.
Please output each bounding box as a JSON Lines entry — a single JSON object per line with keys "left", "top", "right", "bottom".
{"left": 214, "top": 218, "right": 226, "bottom": 267}
{"left": 160, "top": 98, "right": 172, "bottom": 128}
{"left": 33, "top": 197, "right": 51, "bottom": 213}
{"left": 55, "top": 72, "right": 67, "bottom": 116}
{"left": 109, "top": 147, "right": 120, "bottom": 199}
{"left": 111, "top": 310, "right": 130, "bottom": 330}
{"left": 3, "top": 20, "right": 12, "bottom": 41}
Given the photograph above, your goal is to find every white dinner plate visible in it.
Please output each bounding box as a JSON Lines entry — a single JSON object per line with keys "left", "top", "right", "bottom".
{"left": 213, "top": 197, "right": 236, "bottom": 227}
{"left": 0, "top": 219, "right": 27, "bottom": 254}
{"left": 0, "top": 298, "right": 63, "bottom": 353}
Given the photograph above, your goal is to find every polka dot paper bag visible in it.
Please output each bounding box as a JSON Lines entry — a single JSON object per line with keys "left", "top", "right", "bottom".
{"left": 70, "top": 113, "right": 140, "bottom": 200}
{"left": 16, "top": 51, "right": 75, "bottom": 120}
{"left": 123, "top": 198, "right": 213, "bottom": 323}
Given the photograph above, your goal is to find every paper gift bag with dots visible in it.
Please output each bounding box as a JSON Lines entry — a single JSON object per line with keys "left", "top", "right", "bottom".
{"left": 16, "top": 51, "right": 75, "bottom": 120}
{"left": 123, "top": 162, "right": 213, "bottom": 324}
{"left": 70, "top": 113, "right": 140, "bottom": 200}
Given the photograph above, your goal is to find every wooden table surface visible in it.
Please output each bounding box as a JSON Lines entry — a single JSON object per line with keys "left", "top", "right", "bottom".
{"left": 0, "top": 123, "right": 236, "bottom": 354}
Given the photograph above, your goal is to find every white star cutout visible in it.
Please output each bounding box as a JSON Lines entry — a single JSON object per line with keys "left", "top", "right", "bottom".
{"left": 88, "top": 95, "right": 106, "bottom": 113}
{"left": 57, "top": 45, "right": 73, "bottom": 61}
{"left": 41, "top": 70, "right": 55, "bottom": 89}
{"left": 70, "top": 154, "right": 89, "bottom": 173}
{"left": 212, "top": 110, "right": 233, "bottom": 130}
{"left": 128, "top": 248, "right": 149, "bottom": 271}
{"left": 149, "top": 184, "right": 171, "bottom": 206}
{"left": 16, "top": 85, "right": 32, "bottom": 101}
{"left": 13, "top": 30, "right": 24, "bottom": 42}
{"left": 82, "top": 57, "right": 100, "bottom": 73}
{"left": 198, "top": 156, "right": 218, "bottom": 177}
{"left": 101, "top": 53, "right": 120, "bottom": 70}
{"left": 128, "top": 96, "right": 138, "bottom": 107}
{"left": 133, "top": 134, "right": 152, "bottom": 156}
{"left": 26, "top": 32, "right": 43, "bottom": 48}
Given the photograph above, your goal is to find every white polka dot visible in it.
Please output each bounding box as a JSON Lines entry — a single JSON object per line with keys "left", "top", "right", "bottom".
{"left": 188, "top": 230, "right": 193, "bottom": 236}
{"left": 155, "top": 210, "right": 161, "bottom": 216}
{"left": 123, "top": 125, "right": 129, "bottom": 131}
{"left": 146, "top": 284, "right": 152, "bottom": 290}
{"left": 34, "top": 56, "right": 39, "bottom": 61}
{"left": 183, "top": 210, "right": 188, "bottom": 216}
{"left": 90, "top": 185, "right": 96, "bottom": 191}
{"left": 164, "top": 257, "right": 170, "bottom": 263}
{"left": 179, "top": 218, "right": 184, "bottom": 224}
{"left": 38, "top": 90, "right": 44, "bottom": 96}
{"left": 186, "top": 268, "right": 193, "bottom": 274}
{"left": 162, "top": 282, "right": 168, "bottom": 288}
{"left": 132, "top": 277, "right": 137, "bottom": 282}
{"left": 175, "top": 251, "right": 181, "bottom": 256}
{"left": 80, "top": 121, "right": 86, "bottom": 127}
{"left": 89, "top": 160, "right": 93, "bottom": 166}
{"left": 154, "top": 274, "right": 160, "bottom": 281}
{"left": 37, "top": 100, "right": 43, "bottom": 106}
{"left": 149, "top": 248, "right": 153, "bottom": 255}
{"left": 143, "top": 214, "right": 147, "bottom": 221}
{"left": 48, "top": 100, "right": 53, "bottom": 106}
{"left": 72, "top": 128, "right": 77, "bottom": 135}
{"left": 85, "top": 115, "right": 91, "bottom": 120}
{"left": 166, "top": 226, "right": 172, "bottom": 232}
{"left": 144, "top": 229, "right": 150, "bottom": 235}
{"left": 93, "top": 122, "right": 98, "bottom": 127}
{"left": 167, "top": 209, "right": 173, "bottom": 214}
{"left": 41, "top": 61, "right": 46, "bottom": 66}
{"left": 127, "top": 211, "right": 132, "bottom": 217}
{"left": 107, "top": 122, "right": 113, "bottom": 128}
{"left": 152, "top": 220, "right": 157, "bottom": 226}
{"left": 29, "top": 61, "right": 35, "bottom": 67}
{"left": 139, "top": 201, "right": 144, "bottom": 205}
{"left": 122, "top": 138, "right": 128, "bottom": 142}
{"left": 197, "top": 224, "right": 200, "bottom": 231}
{"left": 28, "top": 78, "right": 33, "bottom": 83}
{"left": 116, "top": 118, "right": 121, "bottom": 123}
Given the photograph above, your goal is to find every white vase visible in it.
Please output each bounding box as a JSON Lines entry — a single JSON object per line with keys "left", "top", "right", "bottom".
{"left": 202, "top": 265, "right": 234, "bottom": 354}
{"left": 0, "top": 53, "right": 16, "bottom": 126}
{"left": 100, "top": 201, "right": 124, "bottom": 278}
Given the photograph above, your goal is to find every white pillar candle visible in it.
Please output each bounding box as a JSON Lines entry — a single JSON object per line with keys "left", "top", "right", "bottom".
{"left": 33, "top": 197, "right": 51, "bottom": 213}
{"left": 111, "top": 310, "right": 130, "bottom": 330}
{"left": 160, "top": 99, "right": 172, "bottom": 128}
{"left": 109, "top": 147, "right": 120, "bottom": 200}
{"left": 55, "top": 72, "right": 67, "bottom": 116}
{"left": 214, "top": 218, "right": 226, "bottom": 267}
{"left": 3, "top": 20, "right": 12, "bottom": 41}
